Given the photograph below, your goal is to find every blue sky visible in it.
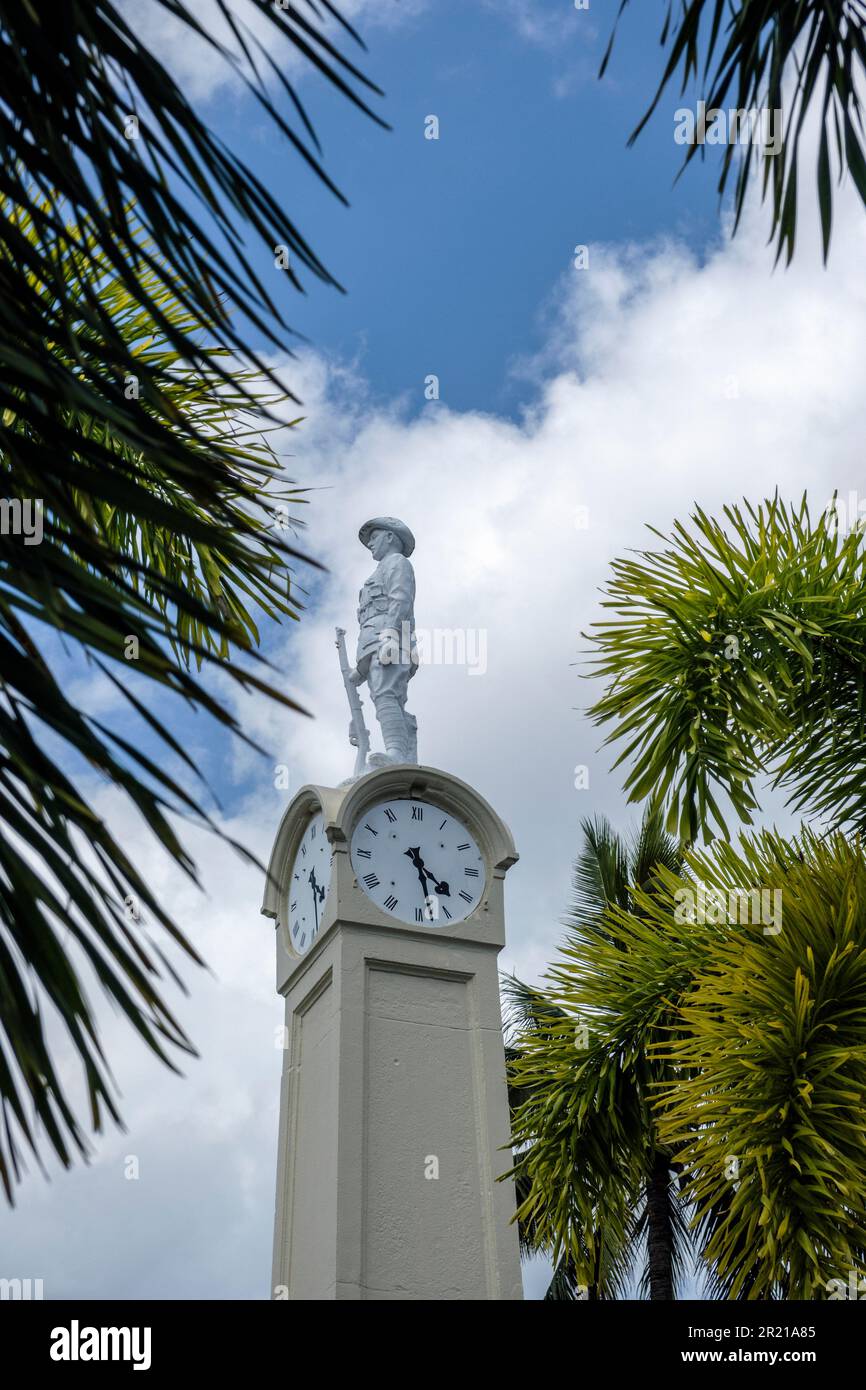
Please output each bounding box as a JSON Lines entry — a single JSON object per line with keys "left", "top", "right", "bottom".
{"left": 228, "top": 0, "right": 721, "bottom": 417}
{"left": 6, "top": 0, "right": 866, "bottom": 1304}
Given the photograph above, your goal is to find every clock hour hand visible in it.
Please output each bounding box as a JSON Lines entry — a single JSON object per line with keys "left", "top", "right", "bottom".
{"left": 403, "top": 846, "right": 450, "bottom": 899}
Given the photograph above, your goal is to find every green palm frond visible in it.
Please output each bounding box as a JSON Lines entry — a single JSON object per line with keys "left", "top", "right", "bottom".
{"left": 587, "top": 495, "right": 866, "bottom": 842}
{"left": 572, "top": 815, "right": 630, "bottom": 925}
{"left": 0, "top": 0, "right": 387, "bottom": 1202}
{"left": 629, "top": 802, "right": 684, "bottom": 891}
{"left": 0, "top": 201, "right": 310, "bottom": 1202}
{"left": 654, "top": 830, "right": 866, "bottom": 1299}
{"left": 602, "top": 0, "right": 866, "bottom": 263}
{"left": 502, "top": 973, "right": 568, "bottom": 1044}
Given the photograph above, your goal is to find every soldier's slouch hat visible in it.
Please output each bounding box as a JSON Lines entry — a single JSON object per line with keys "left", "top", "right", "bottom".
{"left": 358, "top": 516, "right": 416, "bottom": 557}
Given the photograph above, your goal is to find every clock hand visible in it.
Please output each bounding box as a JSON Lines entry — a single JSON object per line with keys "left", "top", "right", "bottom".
{"left": 404, "top": 847, "right": 431, "bottom": 900}
{"left": 404, "top": 846, "right": 451, "bottom": 899}
{"left": 308, "top": 867, "right": 324, "bottom": 931}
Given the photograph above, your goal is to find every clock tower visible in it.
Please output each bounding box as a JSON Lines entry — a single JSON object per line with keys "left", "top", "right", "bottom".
{"left": 262, "top": 762, "right": 524, "bottom": 1300}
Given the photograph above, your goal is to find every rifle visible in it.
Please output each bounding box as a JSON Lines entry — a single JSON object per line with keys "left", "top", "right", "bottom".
{"left": 335, "top": 627, "right": 370, "bottom": 777}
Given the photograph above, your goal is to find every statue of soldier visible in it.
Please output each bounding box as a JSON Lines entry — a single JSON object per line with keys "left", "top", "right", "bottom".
{"left": 348, "top": 517, "right": 419, "bottom": 766}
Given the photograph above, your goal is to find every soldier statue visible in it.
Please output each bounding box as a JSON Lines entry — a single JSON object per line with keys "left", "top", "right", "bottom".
{"left": 336, "top": 517, "right": 419, "bottom": 771}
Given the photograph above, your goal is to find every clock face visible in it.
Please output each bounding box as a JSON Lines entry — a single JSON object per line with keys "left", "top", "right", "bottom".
{"left": 350, "top": 798, "right": 485, "bottom": 927}
{"left": 286, "top": 811, "right": 332, "bottom": 956}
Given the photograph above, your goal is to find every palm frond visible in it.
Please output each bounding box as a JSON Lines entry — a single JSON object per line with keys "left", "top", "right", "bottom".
{"left": 602, "top": 1, "right": 866, "bottom": 263}
{"left": 587, "top": 494, "right": 866, "bottom": 842}
{"left": 571, "top": 814, "right": 630, "bottom": 925}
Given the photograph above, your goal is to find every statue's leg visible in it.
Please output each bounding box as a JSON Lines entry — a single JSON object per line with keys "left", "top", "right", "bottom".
{"left": 404, "top": 658, "right": 418, "bottom": 763}
{"left": 405, "top": 711, "right": 418, "bottom": 764}
{"left": 368, "top": 659, "right": 411, "bottom": 764}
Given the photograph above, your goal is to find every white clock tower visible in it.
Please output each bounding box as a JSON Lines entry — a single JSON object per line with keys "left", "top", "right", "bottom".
{"left": 262, "top": 762, "right": 524, "bottom": 1301}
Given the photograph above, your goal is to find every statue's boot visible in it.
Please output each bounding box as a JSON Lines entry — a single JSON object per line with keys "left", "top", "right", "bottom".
{"left": 369, "top": 695, "right": 410, "bottom": 765}
{"left": 405, "top": 713, "right": 418, "bottom": 764}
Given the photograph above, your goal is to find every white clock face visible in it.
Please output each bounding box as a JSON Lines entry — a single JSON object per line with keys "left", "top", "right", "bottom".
{"left": 286, "top": 811, "right": 331, "bottom": 956}
{"left": 350, "top": 798, "right": 485, "bottom": 926}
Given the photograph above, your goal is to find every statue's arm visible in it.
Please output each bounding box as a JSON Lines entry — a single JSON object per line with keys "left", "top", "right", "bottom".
{"left": 383, "top": 554, "right": 415, "bottom": 632}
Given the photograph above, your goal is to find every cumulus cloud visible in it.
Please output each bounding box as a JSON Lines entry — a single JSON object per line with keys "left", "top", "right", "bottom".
{"left": 4, "top": 157, "right": 866, "bottom": 1299}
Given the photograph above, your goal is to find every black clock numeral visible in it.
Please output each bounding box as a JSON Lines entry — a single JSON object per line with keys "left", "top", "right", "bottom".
{"left": 442, "top": 905, "right": 452, "bottom": 920}
{"left": 301, "top": 843, "right": 306, "bottom": 857}
{"left": 415, "top": 908, "right": 425, "bottom": 922}
{"left": 458, "top": 889, "right": 473, "bottom": 904}
{"left": 363, "top": 873, "right": 380, "bottom": 889}
{"left": 384, "top": 894, "right": 399, "bottom": 911}
{"left": 290, "top": 900, "right": 297, "bottom": 911}
{"left": 411, "top": 805, "right": 423, "bottom": 821}
{"left": 356, "top": 848, "right": 371, "bottom": 860}
{"left": 384, "top": 808, "right": 397, "bottom": 823}
{"left": 364, "top": 823, "right": 378, "bottom": 836}
{"left": 299, "top": 932, "right": 306, "bottom": 948}
{"left": 457, "top": 842, "right": 471, "bottom": 852}
{"left": 292, "top": 919, "right": 300, "bottom": 936}
{"left": 439, "top": 818, "right": 448, "bottom": 830}
{"left": 464, "top": 867, "right": 479, "bottom": 877}
{"left": 310, "top": 823, "right": 316, "bottom": 840}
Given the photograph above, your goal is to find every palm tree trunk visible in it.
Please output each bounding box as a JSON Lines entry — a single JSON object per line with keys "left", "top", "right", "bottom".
{"left": 646, "top": 1149, "right": 674, "bottom": 1300}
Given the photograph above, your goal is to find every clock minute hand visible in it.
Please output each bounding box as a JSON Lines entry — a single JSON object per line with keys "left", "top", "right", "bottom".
{"left": 404, "top": 846, "right": 431, "bottom": 900}
{"left": 308, "top": 867, "right": 325, "bottom": 931}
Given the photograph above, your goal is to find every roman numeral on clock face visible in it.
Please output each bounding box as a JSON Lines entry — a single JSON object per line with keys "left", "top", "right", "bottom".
{"left": 384, "top": 808, "right": 397, "bottom": 823}
{"left": 464, "top": 867, "right": 479, "bottom": 877}
{"left": 411, "top": 805, "right": 423, "bottom": 820}
{"left": 363, "top": 873, "right": 380, "bottom": 889}
{"left": 356, "top": 848, "right": 371, "bottom": 859}
{"left": 458, "top": 890, "right": 473, "bottom": 904}
{"left": 384, "top": 895, "right": 398, "bottom": 911}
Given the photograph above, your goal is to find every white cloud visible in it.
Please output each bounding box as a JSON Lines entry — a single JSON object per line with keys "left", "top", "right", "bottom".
{"left": 118, "top": 0, "right": 427, "bottom": 104}
{"left": 5, "top": 161, "right": 866, "bottom": 1299}
{"left": 483, "top": 0, "right": 597, "bottom": 52}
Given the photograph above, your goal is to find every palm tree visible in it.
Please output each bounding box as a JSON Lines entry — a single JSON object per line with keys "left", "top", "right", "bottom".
{"left": 512, "top": 821, "right": 866, "bottom": 1299}
{"left": 607, "top": 828, "right": 866, "bottom": 1299}
{"left": 0, "top": 2, "right": 385, "bottom": 1198}
{"left": 602, "top": 1, "right": 866, "bottom": 263}
{"left": 507, "top": 806, "right": 693, "bottom": 1300}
